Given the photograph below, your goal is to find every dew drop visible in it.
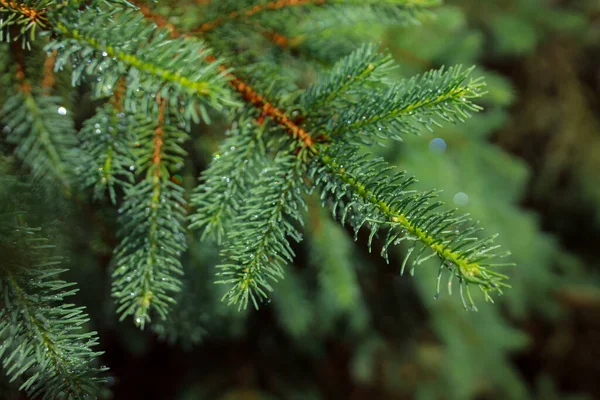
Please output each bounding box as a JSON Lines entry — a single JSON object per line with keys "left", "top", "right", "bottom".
{"left": 57, "top": 107, "right": 67, "bottom": 115}
{"left": 429, "top": 137, "right": 447, "bottom": 153}
{"left": 453, "top": 192, "right": 469, "bottom": 206}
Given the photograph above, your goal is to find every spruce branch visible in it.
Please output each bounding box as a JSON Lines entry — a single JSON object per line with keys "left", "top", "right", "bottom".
{"left": 0, "top": 200, "right": 105, "bottom": 398}
{"left": 321, "top": 65, "right": 486, "bottom": 145}
{"left": 299, "top": 43, "right": 396, "bottom": 113}
{"left": 311, "top": 144, "right": 511, "bottom": 309}
{"left": 1, "top": 92, "right": 78, "bottom": 188}
{"left": 189, "top": 114, "right": 268, "bottom": 244}
{"left": 111, "top": 100, "right": 188, "bottom": 328}
{"left": 49, "top": 7, "right": 236, "bottom": 123}
{"left": 78, "top": 101, "right": 135, "bottom": 204}
{"left": 0, "top": 0, "right": 51, "bottom": 49}
{"left": 132, "top": 5, "right": 511, "bottom": 307}
{"left": 1, "top": 44, "right": 78, "bottom": 189}
{"left": 216, "top": 153, "right": 307, "bottom": 310}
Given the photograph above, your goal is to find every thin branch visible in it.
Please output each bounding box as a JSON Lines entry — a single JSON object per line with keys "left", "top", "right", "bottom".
{"left": 152, "top": 97, "right": 166, "bottom": 171}
{"left": 193, "top": 0, "right": 327, "bottom": 34}
{"left": 111, "top": 77, "right": 126, "bottom": 110}
{"left": 261, "top": 30, "right": 295, "bottom": 49}
{"left": 41, "top": 49, "right": 57, "bottom": 91}
{"left": 10, "top": 40, "right": 31, "bottom": 92}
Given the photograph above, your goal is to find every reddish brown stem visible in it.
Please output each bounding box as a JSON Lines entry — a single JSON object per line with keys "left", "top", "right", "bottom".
{"left": 261, "top": 30, "right": 292, "bottom": 48}
{"left": 193, "top": 0, "right": 326, "bottom": 34}
{"left": 111, "top": 78, "right": 126, "bottom": 111}
{"left": 152, "top": 98, "right": 166, "bottom": 173}
{"left": 41, "top": 50, "right": 57, "bottom": 91}
{"left": 10, "top": 40, "right": 32, "bottom": 93}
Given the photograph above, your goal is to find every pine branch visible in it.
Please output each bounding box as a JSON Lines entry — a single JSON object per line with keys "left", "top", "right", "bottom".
{"left": 0, "top": 0, "right": 51, "bottom": 49}
{"left": 132, "top": 6, "right": 511, "bottom": 308}
{"left": 48, "top": 6, "right": 236, "bottom": 123}
{"left": 0, "top": 201, "right": 105, "bottom": 398}
{"left": 111, "top": 100, "right": 188, "bottom": 328}
{"left": 320, "top": 65, "right": 486, "bottom": 145}
{"left": 299, "top": 43, "right": 396, "bottom": 113}
{"left": 189, "top": 113, "right": 268, "bottom": 244}
{"left": 150, "top": 252, "right": 210, "bottom": 348}
{"left": 216, "top": 153, "right": 307, "bottom": 310}
{"left": 1, "top": 92, "right": 78, "bottom": 189}
{"left": 1, "top": 44, "right": 77, "bottom": 189}
{"left": 312, "top": 144, "right": 511, "bottom": 309}
{"left": 78, "top": 101, "right": 135, "bottom": 204}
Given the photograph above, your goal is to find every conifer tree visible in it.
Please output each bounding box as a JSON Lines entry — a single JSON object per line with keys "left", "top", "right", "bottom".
{"left": 0, "top": 0, "right": 516, "bottom": 398}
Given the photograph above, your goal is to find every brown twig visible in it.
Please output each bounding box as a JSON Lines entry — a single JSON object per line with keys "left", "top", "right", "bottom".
{"left": 111, "top": 77, "right": 126, "bottom": 110}
{"left": 193, "top": 0, "right": 326, "bottom": 34}
{"left": 10, "top": 40, "right": 32, "bottom": 93}
{"left": 152, "top": 97, "right": 166, "bottom": 173}
{"left": 41, "top": 49, "right": 57, "bottom": 91}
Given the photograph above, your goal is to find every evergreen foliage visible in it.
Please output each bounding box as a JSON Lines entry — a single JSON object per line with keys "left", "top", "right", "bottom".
{"left": 78, "top": 101, "right": 135, "bottom": 204}
{"left": 2, "top": 0, "right": 572, "bottom": 398}
{"left": 0, "top": 175, "right": 105, "bottom": 399}
{"left": 111, "top": 103, "right": 189, "bottom": 328}
{"left": 1, "top": 91, "right": 77, "bottom": 188}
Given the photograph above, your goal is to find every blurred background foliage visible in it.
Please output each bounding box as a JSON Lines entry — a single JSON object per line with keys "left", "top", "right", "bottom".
{"left": 3, "top": 0, "right": 600, "bottom": 399}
